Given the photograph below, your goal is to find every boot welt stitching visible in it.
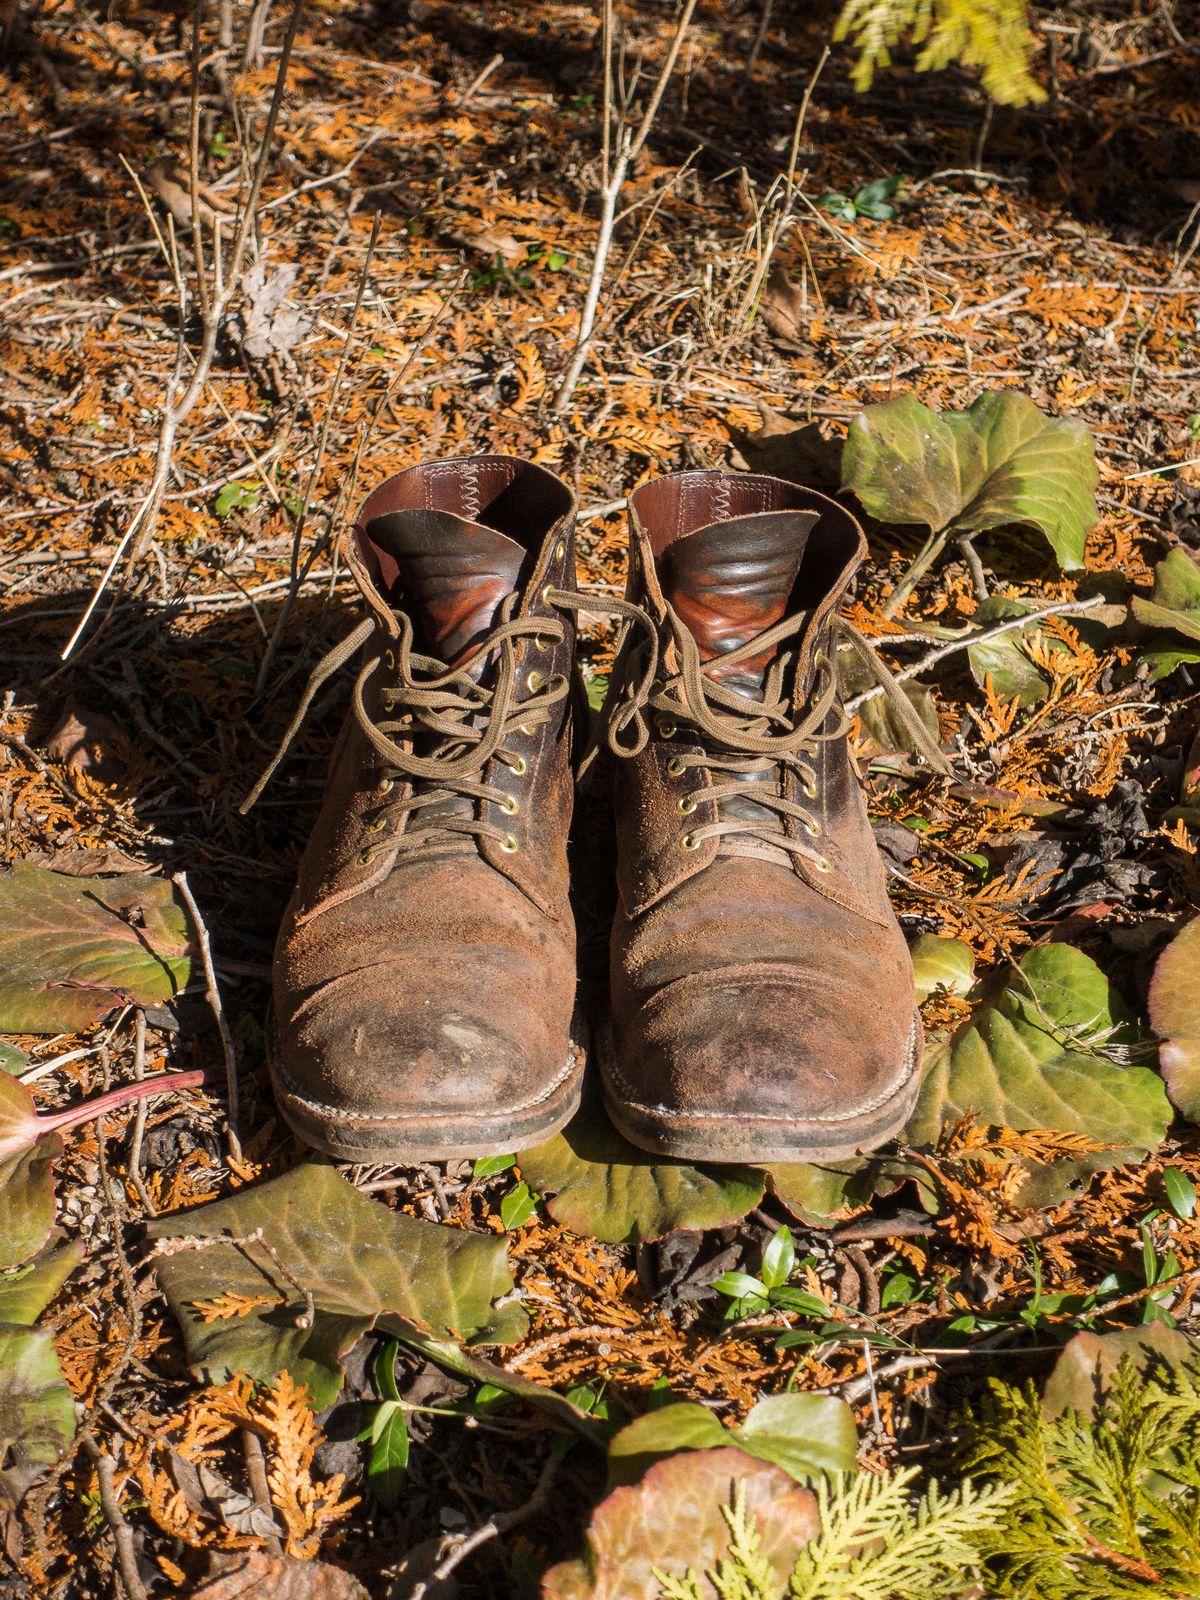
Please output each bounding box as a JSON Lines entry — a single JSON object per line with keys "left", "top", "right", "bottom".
{"left": 606, "top": 1010, "right": 920, "bottom": 1126}
{"left": 271, "top": 1047, "right": 580, "bottom": 1124}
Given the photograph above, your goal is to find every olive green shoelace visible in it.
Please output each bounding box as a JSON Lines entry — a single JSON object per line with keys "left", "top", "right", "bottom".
{"left": 598, "top": 598, "right": 951, "bottom": 867}
{"left": 602, "top": 600, "right": 844, "bottom": 870}
{"left": 244, "top": 593, "right": 575, "bottom": 854}
{"left": 243, "top": 586, "right": 654, "bottom": 858}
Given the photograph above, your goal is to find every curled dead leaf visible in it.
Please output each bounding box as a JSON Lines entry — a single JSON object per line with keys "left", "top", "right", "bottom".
{"left": 45, "top": 705, "right": 127, "bottom": 782}
{"left": 190, "top": 1550, "right": 370, "bottom": 1600}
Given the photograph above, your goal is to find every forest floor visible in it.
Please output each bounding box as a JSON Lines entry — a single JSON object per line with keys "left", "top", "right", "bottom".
{"left": 2, "top": 0, "right": 1200, "bottom": 1595}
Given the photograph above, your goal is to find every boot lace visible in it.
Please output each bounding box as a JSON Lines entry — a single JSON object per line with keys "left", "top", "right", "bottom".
{"left": 243, "top": 590, "right": 591, "bottom": 857}
{"left": 601, "top": 600, "right": 844, "bottom": 870}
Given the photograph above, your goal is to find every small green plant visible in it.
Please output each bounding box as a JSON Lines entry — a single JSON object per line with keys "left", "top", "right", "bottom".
{"left": 960, "top": 1354, "right": 1200, "bottom": 1596}
{"left": 469, "top": 253, "right": 534, "bottom": 293}
{"left": 357, "top": 1339, "right": 409, "bottom": 1509}
{"left": 214, "top": 480, "right": 262, "bottom": 518}
{"left": 472, "top": 1152, "right": 539, "bottom": 1229}
{"left": 655, "top": 1470, "right": 1012, "bottom": 1600}
{"left": 209, "top": 128, "right": 231, "bottom": 160}
{"left": 713, "top": 1226, "right": 828, "bottom": 1320}
{"left": 527, "top": 242, "right": 571, "bottom": 272}
{"left": 500, "top": 1179, "right": 539, "bottom": 1229}
{"left": 1164, "top": 1167, "right": 1197, "bottom": 1219}
{"left": 944, "top": 1246, "right": 1113, "bottom": 1339}
{"left": 471, "top": 243, "right": 570, "bottom": 293}
{"left": 817, "top": 176, "right": 902, "bottom": 222}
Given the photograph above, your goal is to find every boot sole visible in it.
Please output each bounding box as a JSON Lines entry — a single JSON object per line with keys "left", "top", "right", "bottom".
{"left": 596, "top": 1010, "right": 923, "bottom": 1165}
{"left": 266, "top": 1013, "right": 587, "bottom": 1163}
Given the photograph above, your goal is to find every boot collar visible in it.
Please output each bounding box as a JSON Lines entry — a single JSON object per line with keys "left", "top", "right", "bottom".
{"left": 345, "top": 455, "right": 576, "bottom": 649}
{"left": 628, "top": 470, "right": 866, "bottom": 699}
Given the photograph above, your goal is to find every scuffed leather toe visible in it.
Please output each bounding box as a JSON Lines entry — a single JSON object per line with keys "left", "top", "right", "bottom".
{"left": 271, "top": 858, "right": 582, "bottom": 1159}
{"left": 604, "top": 963, "right": 921, "bottom": 1163}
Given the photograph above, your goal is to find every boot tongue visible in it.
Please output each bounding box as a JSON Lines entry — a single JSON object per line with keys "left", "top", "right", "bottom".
{"left": 367, "top": 509, "right": 527, "bottom": 669}
{"left": 659, "top": 511, "right": 814, "bottom": 689}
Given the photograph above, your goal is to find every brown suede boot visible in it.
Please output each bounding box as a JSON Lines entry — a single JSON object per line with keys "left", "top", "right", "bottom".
{"left": 599, "top": 470, "right": 921, "bottom": 1163}
{"left": 259, "top": 456, "right": 585, "bottom": 1160}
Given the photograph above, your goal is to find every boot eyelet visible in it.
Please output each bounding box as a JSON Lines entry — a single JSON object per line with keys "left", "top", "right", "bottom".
{"left": 499, "top": 795, "right": 519, "bottom": 815}
{"left": 800, "top": 775, "right": 818, "bottom": 799}
{"left": 658, "top": 719, "right": 676, "bottom": 740}
{"left": 665, "top": 756, "right": 686, "bottom": 777}
{"left": 554, "top": 540, "right": 566, "bottom": 561}
{"left": 509, "top": 754, "right": 528, "bottom": 776}
{"left": 384, "top": 649, "right": 396, "bottom": 670}
{"left": 369, "top": 815, "right": 386, "bottom": 831}
{"left": 541, "top": 584, "right": 554, "bottom": 606}
{"left": 500, "top": 833, "right": 520, "bottom": 854}
{"left": 377, "top": 777, "right": 394, "bottom": 795}
{"left": 677, "top": 795, "right": 696, "bottom": 815}
{"left": 680, "top": 831, "right": 700, "bottom": 851}
{"left": 519, "top": 723, "right": 536, "bottom": 737}
{"left": 535, "top": 634, "right": 553, "bottom": 649}
{"left": 814, "top": 855, "right": 833, "bottom": 873}
{"left": 802, "top": 816, "right": 822, "bottom": 837}
{"left": 527, "top": 671, "right": 545, "bottom": 693}
{"left": 358, "top": 848, "right": 371, "bottom": 865}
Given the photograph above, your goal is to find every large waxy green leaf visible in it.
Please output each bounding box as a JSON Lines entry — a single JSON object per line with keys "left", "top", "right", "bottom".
{"left": 0, "top": 1045, "right": 26, "bottom": 1075}
{"left": 0, "top": 1139, "right": 59, "bottom": 1274}
{"left": 910, "top": 934, "right": 976, "bottom": 1003}
{"left": 607, "top": 1394, "right": 857, "bottom": 1488}
{"left": 541, "top": 1446, "right": 820, "bottom": 1600}
{"left": 837, "top": 643, "right": 941, "bottom": 761}
{"left": 966, "top": 597, "right": 1055, "bottom": 707}
{"left": 1149, "top": 917, "right": 1200, "bottom": 1121}
{"left": 150, "top": 1163, "right": 527, "bottom": 1410}
{"left": 764, "top": 1161, "right": 880, "bottom": 1226}
{"left": 841, "top": 391, "right": 1097, "bottom": 571}
{"left": 1141, "top": 643, "right": 1200, "bottom": 683}
{"left": 1042, "top": 1323, "right": 1197, "bottom": 1421}
{"left": 0, "top": 865, "right": 194, "bottom": 1033}
{"left": 1131, "top": 548, "right": 1200, "bottom": 642}
{"left": 904, "top": 944, "right": 1171, "bottom": 1154}
{"left": 518, "top": 1106, "right": 764, "bottom": 1245}
{"left": 0, "top": 1240, "right": 83, "bottom": 1326}
{"left": 0, "top": 1324, "right": 76, "bottom": 1506}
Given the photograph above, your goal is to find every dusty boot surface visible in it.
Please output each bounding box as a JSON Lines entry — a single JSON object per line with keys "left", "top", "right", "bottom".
{"left": 268, "top": 456, "right": 584, "bottom": 1160}
{"left": 600, "top": 470, "right": 921, "bottom": 1163}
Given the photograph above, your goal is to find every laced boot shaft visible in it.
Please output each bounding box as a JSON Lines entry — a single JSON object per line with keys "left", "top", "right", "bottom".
{"left": 601, "top": 470, "right": 922, "bottom": 1165}
{"left": 264, "top": 455, "right": 585, "bottom": 1161}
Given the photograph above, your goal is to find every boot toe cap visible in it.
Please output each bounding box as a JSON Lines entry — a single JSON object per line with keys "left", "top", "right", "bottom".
{"left": 271, "top": 870, "right": 581, "bottom": 1158}
{"left": 606, "top": 963, "right": 920, "bottom": 1163}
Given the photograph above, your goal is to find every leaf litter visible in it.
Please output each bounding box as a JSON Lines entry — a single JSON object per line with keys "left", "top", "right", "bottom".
{"left": 1, "top": 0, "right": 1200, "bottom": 1594}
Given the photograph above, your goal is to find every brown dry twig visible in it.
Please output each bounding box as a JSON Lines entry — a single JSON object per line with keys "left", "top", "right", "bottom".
{"left": 550, "top": 0, "right": 699, "bottom": 415}
{"left": 172, "top": 871, "right": 242, "bottom": 1163}
{"left": 61, "top": 0, "right": 305, "bottom": 661}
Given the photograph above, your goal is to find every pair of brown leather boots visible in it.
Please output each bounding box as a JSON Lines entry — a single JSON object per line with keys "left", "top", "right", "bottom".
{"left": 262, "top": 455, "right": 921, "bottom": 1166}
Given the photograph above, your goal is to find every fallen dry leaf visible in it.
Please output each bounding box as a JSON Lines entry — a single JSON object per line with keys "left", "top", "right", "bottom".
{"left": 44, "top": 705, "right": 127, "bottom": 781}
{"left": 191, "top": 1551, "right": 370, "bottom": 1600}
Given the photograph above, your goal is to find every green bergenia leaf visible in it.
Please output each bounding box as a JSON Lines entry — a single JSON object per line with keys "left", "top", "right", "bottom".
{"left": 1132, "top": 548, "right": 1200, "bottom": 643}
{"left": 0, "top": 865, "right": 194, "bottom": 1033}
{"left": 0, "top": 1325, "right": 76, "bottom": 1506}
{"left": 606, "top": 1393, "right": 857, "bottom": 1488}
{"left": 519, "top": 1097, "right": 763, "bottom": 1244}
{"left": 151, "top": 1163, "right": 527, "bottom": 1409}
{"left": 905, "top": 944, "right": 1170, "bottom": 1158}
{"left": 842, "top": 391, "right": 1098, "bottom": 571}
{"left": 1149, "top": 917, "right": 1200, "bottom": 1121}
